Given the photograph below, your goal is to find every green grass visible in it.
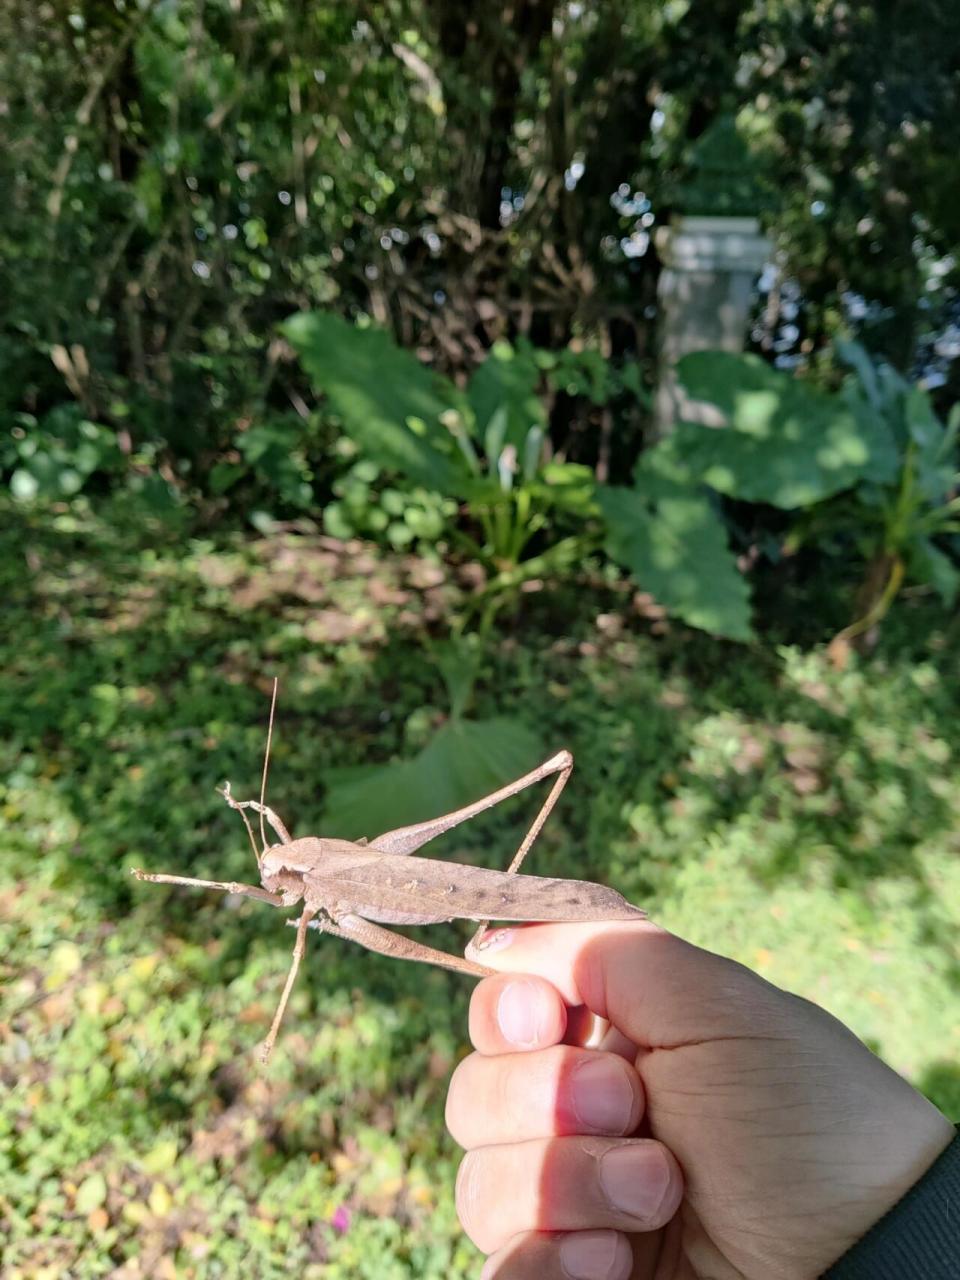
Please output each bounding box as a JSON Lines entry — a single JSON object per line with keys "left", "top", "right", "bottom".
{"left": 2, "top": 504, "right": 959, "bottom": 1277}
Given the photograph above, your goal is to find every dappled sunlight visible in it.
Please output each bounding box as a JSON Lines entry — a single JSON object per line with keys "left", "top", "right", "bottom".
{"left": 2, "top": 0, "right": 958, "bottom": 1270}
{"left": 4, "top": 511, "right": 959, "bottom": 1275}
{"left": 732, "top": 387, "right": 781, "bottom": 436}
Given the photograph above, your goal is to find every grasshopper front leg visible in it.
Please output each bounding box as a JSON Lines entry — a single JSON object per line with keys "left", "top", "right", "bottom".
{"left": 131, "top": 868, "right": 284, "bottom": 906}
{"left": 260, "top": 906, "right": 316, "bottom": 1064}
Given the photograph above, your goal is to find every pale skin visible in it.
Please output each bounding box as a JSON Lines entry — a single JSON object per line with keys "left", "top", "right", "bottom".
{"left": 447, "top": 921, "right": 956, "bottom": 1280}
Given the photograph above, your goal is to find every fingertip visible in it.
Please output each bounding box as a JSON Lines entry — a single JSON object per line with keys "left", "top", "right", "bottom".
{"left": 559, "top": 1230, "right": 633, "bottom": 1280}
{"left": 470, "top": 973, "right": 567, "bottom": 1054}
{"left": 480, "top": 1230, "right": 633, "bottom": 1280}
{"left": 597, "top": 1139, "right": 684, "bottom": 1230}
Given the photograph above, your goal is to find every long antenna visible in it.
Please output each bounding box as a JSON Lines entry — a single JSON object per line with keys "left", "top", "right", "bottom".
{"left": 259, "top": 677, "right": 279, "bottom": 854}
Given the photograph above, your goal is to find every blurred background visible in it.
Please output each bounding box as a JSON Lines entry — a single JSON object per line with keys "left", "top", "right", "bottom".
{"left": 2, "top": 1, "right": 959, "bottom": 1276}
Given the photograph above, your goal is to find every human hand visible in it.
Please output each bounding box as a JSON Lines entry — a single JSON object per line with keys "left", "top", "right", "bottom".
{"left": 446, "top": 921, "right": 954, "bottom": 1280}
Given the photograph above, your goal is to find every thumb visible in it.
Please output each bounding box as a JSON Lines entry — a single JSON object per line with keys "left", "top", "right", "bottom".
{"left": 466, "top": 920, "right": 781, "bottom": 1049}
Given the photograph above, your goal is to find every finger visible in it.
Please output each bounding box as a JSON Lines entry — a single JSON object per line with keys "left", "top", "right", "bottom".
{"left": 479, "top": 1230, "right": 635, "bottom": 1280}
{"left": 455, "top": 1136, "right": 682, "bottom": 1255}
{"left": 446, "top": 1044, "right": 645, "bottom": 1149}
{"left": 596, "top": 1024, "right": 641, "bottom": 1062}
{"left": 466, "top": 920, "right": 778, "bottom": 1047}
{"left": 469, "top": 973, "right": 568, "bottom": 1054}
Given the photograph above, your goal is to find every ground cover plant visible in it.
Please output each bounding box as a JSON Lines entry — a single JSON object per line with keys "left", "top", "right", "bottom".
{"left": 4, "top": 2, "right": 960, "bottom": 1275}
{"left": 2, "top": 503, "right": 959, "bottom": 1277}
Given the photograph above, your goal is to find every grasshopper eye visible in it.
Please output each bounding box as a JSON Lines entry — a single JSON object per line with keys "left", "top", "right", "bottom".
{"left": 260, "top": 849, "right": 283, "bottom": 876}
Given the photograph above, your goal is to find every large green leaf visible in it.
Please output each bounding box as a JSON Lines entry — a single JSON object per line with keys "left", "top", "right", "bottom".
{"left": 321, "top": 716, "right": 544, "bottom": 842}
{"left": 909, "top": 538, "right": 960, "bottom": 606}
{"left": 673, "top": 351, "right": 899, "bottom": 507}
{"left": 467, "top": 340, "right": 546, "bottom": 454}
{"left": 904, "top": 387, "right": 956, "bottom": 504}
{"left": 835, "top": 338, "right": 886, "bottom": 408}
{"left": 599, "top": 475, "right": 754, "bottom": 641}
{"left": 283, "top": 311, "right": 468, "bottom": 494}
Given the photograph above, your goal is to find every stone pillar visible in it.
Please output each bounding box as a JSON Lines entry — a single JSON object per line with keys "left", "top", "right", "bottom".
{"left": 654, "top": 215, "right": 773, "bottom": 434}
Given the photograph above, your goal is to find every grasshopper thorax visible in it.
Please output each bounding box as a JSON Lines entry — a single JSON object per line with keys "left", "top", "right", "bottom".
{"left": 259, "top": 836, "right": 360, "bottom": 904}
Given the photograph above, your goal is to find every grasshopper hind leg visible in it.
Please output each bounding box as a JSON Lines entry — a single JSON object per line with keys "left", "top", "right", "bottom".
{"left": 468, "top": 752, "right": 573, "bottom": 954}
{"left": 298, "top": 912, "right": 494, "bottom": 978}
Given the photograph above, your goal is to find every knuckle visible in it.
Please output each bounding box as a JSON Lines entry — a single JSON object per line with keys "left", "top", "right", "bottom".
{"left": 455, "top": 1144, "right": 540, "bottom": 1255}
{"left": 494, "top": 1056, "right": 524, "bottom": 1129}
{"left": 454, "top": 1150, "right": 487, "bottom": 1247}
{"left": 495, "top": 1049, "right": 563, "bottom": 1140}
{"left": 444, "top": 1057, "right": 473, "bottom": 1144}
{"left": 468, "top": 976, "right": 503, "bottom": 1045}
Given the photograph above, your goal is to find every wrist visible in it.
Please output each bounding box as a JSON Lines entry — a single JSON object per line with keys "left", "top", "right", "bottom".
{"left": 821, "top": 1123, "right": 959, "bottom": 1279}
{"left": 816, "top": 1108, "right": 956, "bottom": 1276}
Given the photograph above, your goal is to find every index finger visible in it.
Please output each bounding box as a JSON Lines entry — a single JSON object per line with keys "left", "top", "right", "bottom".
{"left": 465, "top": 919, "right": 777, "bottom": 1049}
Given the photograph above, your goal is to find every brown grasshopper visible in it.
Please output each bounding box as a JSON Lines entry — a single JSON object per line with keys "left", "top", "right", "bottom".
{"left": 133, "top": 682, "right": 644, "bottom": 1061}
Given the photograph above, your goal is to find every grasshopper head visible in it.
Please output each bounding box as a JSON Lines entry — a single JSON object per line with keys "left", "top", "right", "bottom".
{"left": 260, "top": 838, "right": 317, "bottom": 904}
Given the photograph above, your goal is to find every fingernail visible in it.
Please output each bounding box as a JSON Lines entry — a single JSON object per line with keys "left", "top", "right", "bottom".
{"left": 496, "top": 979, "right": 547, "bottom": 1047}
{"left": 599, "top": 1144, "right": 671, "bottom": 1222}
{"left": 570, "top": 1059, "right": 636, "bottom": 1133}
{"left": 475, "top": 927, "right": 514, "bottom": 954}
{"left": 560, "top": 1230, "right": 631, "bottom": 1280}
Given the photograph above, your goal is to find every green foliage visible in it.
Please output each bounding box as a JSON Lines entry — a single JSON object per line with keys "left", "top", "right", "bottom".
{"left": 3, "top": 405, "right": 124, "bottom": 501}
{"left": 0, "top": 1, "right": 454, "bottom": 509}
{"left": 231, "top": 416, "right": 316, "bottom": 510}
{"left": 322, "top": 716, "right": 542, "bottom": 840}
{"left": 285, "top": 312, "right": 614, "bottom": 576}
{"left": 6, "top": 0, "right": 955, "bottom": 524}
{"left": 779, "top": 344, "right": 960, "bottom": 620}
{"left": 3, "top": 506, "right": 960, "bottom": 1274}
{"left": 599, "top": 474, "right": 753, "bottom": 642}
{"left": 671, "top": 114, "right": 775, "bottom": 218}
{"left": 467, "top": 341, "right": 546, "bottom": 455}
{"left": 324, "top": 458, "right": 457, "bottom": 551}
{"left": 287, "top": 313, "right": 770, "bottom": 645}
{"left": 625, "top": 346, "right": 960, "bottom": 640}
{"left": 540, "top": 347, "right": 652, "bottom": 409}
{"left": 284, "top": 315, "right": 957, "bottom": 647}
{"left": 671, "top": 351, "right": 899, "bottom": 507}
{"left": 284, "top": 313, "right": 465, "bottom": 495}
{"left": 736, "top": 2, "right": 960, "bottom": 367}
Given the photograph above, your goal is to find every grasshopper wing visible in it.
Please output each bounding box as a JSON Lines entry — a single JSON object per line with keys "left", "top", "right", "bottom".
{"left": 302, "top": 847, "right": 645, "bottom": 927}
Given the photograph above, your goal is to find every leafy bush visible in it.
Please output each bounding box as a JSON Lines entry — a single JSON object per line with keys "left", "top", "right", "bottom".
{"left": 323, "top": 457, "right": 457, "bottom": 552}
{"left": 599, "top": 465, "right": 754, "bottom": 641}
{"left": 4, "top": 1, "right": 958, "bottom": 530}
{"left": 286, "top": 314, "right": 960, "bottom": 647}
{"left": 3, "top": 404, "right": 124, "bottom": 501}
{"left": 210, "top": 413, "right": 320, "bottom": 512}
{"left": 284, "top": 313, "right": 612, "bottom": 586}
{"left": 603, "top": 345, "right": 959, "bottom": 644}
{"left": 799, "top": 342, "right": 960, "bottom": 650}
